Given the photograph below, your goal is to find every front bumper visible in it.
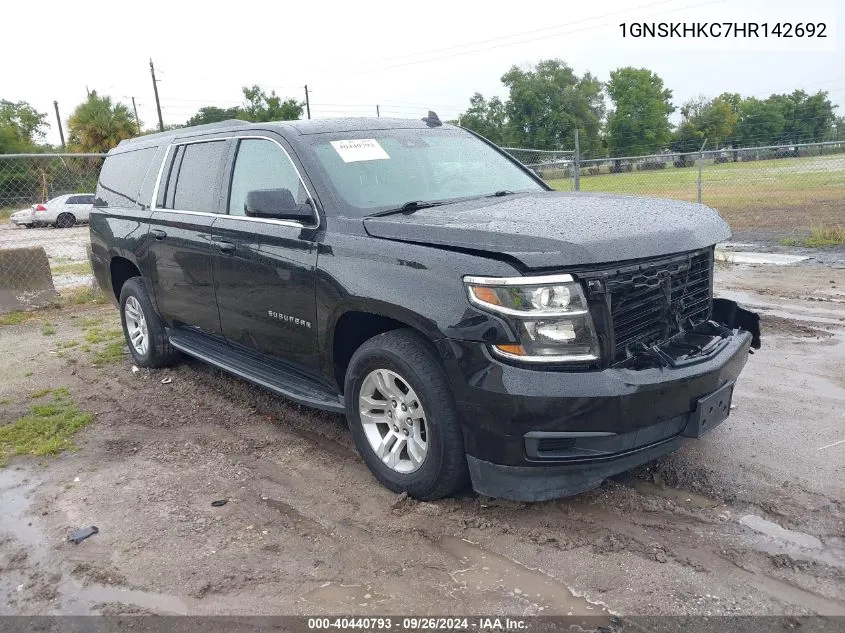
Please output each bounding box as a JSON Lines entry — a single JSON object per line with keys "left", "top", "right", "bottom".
{"left": 439, "top": 326, "right": 753, "bottom": 501}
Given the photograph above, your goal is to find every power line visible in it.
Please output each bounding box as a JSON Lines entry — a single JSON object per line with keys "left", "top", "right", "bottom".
{"left": 309, "top": 0, "right": 680, "bottom": 76}
{"left": 317, "top": 0, "right": 722, "bottom": 77}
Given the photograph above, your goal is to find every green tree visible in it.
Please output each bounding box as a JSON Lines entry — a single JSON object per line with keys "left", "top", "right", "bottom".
{"left": 185, "top": 106, "right": 242, "bottom": 127}
{"left": 733, "top": 97, "right": 785, "bottom": 147}
{"left": 769, "top": 90, "right": 836, "bottom": 143}
{"left": 67, "top": 91, "right": 136, "bottom": 152}
{"left": 0, "top": 100, "right": 48, "bottom": 153}
{"left": 673, "top": 95, "right": 738, "bottom": 152}
{"left": 238, "top": 85, "right": 304, "bottom": 122}
{"left": 458, "top": 93, "right": 507, "bottom": 145}
{"left": 501, "top": 60, "right": 604, "bottom": 153}
{"left": 605, "top": 67, "right": 674, "bottom": 156}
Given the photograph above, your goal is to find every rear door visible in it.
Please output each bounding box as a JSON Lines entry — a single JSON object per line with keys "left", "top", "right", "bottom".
{"left": 66, "top": 195, "right": 94, "bottom": 222}
{"left": 148, "top": 138, "right": 230, "bottom": 334}
{"left": 211, "top": 135, "right": 320, "bottom": 369}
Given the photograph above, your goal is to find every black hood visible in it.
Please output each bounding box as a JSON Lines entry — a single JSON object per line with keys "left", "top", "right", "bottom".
{"left": 362, "top": 191, "right": 731, "bottom": 269}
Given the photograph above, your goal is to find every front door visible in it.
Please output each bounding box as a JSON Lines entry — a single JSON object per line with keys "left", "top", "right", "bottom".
{"left": 148, "top": 139, "right": 229, "bottom": 334}
{"left": 211, "top": 136, "right": 319, "bottom": 369}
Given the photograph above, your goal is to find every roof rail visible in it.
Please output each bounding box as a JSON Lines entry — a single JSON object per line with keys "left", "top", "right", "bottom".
{"left": 118, "top": 119, "right": 251, "bottom": 145}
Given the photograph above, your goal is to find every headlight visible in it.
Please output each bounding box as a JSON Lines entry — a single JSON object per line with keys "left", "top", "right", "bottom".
{"left": 464, "top": 274, "right": 600, "bottom": 363}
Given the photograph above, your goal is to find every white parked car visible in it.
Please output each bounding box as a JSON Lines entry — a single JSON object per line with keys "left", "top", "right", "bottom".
{"left": 10, "top": 193, "right": 95, "bottom": 228}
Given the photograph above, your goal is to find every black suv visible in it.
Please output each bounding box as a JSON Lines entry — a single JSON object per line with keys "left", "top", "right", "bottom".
{"left": 89, "top": 116, "right": 760, "bottom": 502}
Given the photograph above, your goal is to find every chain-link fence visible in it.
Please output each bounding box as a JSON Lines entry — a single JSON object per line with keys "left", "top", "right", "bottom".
{"left": 508, "top": 140, "right": 845, "bottom": 235}
{"left": 1, "top": 154, "right": 105, "bottom": 311}
{"left": 1, "top": 141, "right": 843, "bottom": 312}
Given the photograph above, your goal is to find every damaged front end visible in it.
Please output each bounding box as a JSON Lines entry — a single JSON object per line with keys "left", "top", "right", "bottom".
{"left": 580, "top": 248, "right": 761, "bottom": 370}
{"left": 615, "top": 300, "right": 761, "bottom": 371}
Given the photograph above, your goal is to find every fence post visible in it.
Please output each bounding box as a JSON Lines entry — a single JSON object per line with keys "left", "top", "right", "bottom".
{"left": 573, "top": 129, "right": 581, "bottom": 192}
{"left": 697, "top": 138, "right": 707, "bottom": 205}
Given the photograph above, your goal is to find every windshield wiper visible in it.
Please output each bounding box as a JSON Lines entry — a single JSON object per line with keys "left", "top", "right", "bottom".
{"left": 489, "top": 190, "right": 515, "bottom": 197}
{"left": 369, "top": 200, "right": 448, "bottom": 218}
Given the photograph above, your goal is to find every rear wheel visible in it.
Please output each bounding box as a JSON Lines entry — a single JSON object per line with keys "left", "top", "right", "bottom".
{"left": 344, "top": 329, "right": 469, "bottom": 500}
{"left": 119, "top": 277, "right": 180, "bottom": 368}
{"left": 56, "top": 213, "right": 76, "bottom": 228}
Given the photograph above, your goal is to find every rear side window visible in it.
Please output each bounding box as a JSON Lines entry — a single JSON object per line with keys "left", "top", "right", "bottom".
{"left": 95, "top": 147, "right": 158, "bottom": 208}
{"left": 162, "top": 141, "right": 227, "bottom": 212}
{"left": 68, "top": 195, "right": 94, "bottom": 205}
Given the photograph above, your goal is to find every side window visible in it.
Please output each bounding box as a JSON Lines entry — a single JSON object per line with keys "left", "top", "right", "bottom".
{"left": 78, "top": 195, "right": 95, "bottom": 205}
{"left": 66, "top": 196, "right": 80, "bottom": 204}
{"left": 95, "top": 147, "right": 158, "bottom": 208}
{"left": 228, "top": 139, "right": 308, "bottom": 217}
{"left": 163, "top": 141, "right": 227, "bottom": 212}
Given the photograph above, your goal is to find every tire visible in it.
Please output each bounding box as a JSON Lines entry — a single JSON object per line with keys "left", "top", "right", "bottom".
{"left": 56, "top": 213, "right": 76, "bottom": 228}
{"left": 118, "top": 277, "right": 181, "bottom": 368}
{"left": 344, "top": 329, "right": 469, "bottom": 500}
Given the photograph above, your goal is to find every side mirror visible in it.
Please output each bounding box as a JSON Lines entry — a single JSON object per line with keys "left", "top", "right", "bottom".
{"left": 244, "top": 188, "right": 312, "bottom": 221}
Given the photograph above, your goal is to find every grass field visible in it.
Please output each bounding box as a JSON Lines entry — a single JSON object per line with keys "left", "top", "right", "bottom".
{"left": 548, "top": 155, "right": 845, "bottom": 232}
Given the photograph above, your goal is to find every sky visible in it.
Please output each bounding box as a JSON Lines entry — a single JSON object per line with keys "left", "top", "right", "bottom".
{"left": 3, "top": 0, "right": 841, "bottom": 146}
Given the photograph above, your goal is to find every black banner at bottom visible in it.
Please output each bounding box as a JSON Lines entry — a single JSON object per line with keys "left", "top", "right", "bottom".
{"left": 0, "top": 617, "right": 843, "bottom": 633}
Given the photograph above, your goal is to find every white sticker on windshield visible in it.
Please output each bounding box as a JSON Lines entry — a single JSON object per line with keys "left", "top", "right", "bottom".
{"left": 330, "top": 139, "right": 390, "bottom": 163}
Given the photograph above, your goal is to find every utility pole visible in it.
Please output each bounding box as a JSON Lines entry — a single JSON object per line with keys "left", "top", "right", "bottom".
{"left": 304, "top": 85, "right": 311, "bottom": 120}
{"left": 53, "top": 101, "right": 66, "bottom": 149}
{"left": 376, "top": 104, "right": 380, "bottom": 118}
{"left": 150, "top": 59, "right": 165, "bottom": 132}
{"left": 131, "top": 97, "right": 141, "bottom": 135}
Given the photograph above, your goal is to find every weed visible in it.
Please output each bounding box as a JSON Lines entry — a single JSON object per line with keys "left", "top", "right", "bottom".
{"left": 42, "top": 323, "right": 57, "bottom": 336}
{"left": 85, "top": 328, "right": 123, "bottom": 344}
{"left": 780, "top": 225, "right": 845, "bottom": 248}
{"left": 58, "top": 286, "right": 107, "bottom": 308}
{"left": 0, "top": 312, "right": 30, "bottom": 326}
{"left": 90, "top": 341, "right": 126, "bottom": 365}
{"left": 51, "top": 261, "right": 93, "bottom": 276}
{"left": 30, "top": 388, "right": 52, "bottom": 399}
{"left": 0, "top": 387, "right": 93, "bottom": 466}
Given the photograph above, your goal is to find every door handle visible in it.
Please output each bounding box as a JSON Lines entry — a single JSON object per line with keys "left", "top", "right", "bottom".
{"left": 150, "top": 229, "right": 167, "bottom": 240}
{"left": 217, "top": 241, "right": 236, "bottom": 254}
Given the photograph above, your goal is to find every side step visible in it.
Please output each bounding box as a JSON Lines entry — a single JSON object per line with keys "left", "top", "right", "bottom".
{"left": 168, "top": 328, "right": 345, "bottom": 413}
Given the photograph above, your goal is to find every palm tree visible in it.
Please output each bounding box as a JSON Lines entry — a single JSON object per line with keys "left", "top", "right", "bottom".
{"left": 67, "top": 91, "right": 137, "bottom": 152}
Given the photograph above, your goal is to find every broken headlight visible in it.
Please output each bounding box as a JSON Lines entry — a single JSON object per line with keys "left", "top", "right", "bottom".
{"left": 463, "top": 274, "right": 600, "bottom": 363}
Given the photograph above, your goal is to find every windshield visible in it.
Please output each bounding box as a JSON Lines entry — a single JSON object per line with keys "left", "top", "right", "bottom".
{"left": 305, "top": 128, "right": 544, "bottom": 216}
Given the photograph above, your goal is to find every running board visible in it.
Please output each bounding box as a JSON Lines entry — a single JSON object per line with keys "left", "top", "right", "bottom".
{"left": 168, "top": 328, "right": 345, "bottom": 413}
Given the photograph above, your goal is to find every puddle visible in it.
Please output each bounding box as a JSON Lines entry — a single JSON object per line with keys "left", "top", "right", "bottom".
{"left": 438, "top": 536, "right": 611, "bottom": 618}
{"left": 715, "top": 250, "right": 810, "bottom": 266}
{"left": 0, "top": 464, "right": 189, "bottom": 615}
{"left": 740, "top": 514, "right": 845, "bottom": 569}
{"left": 718, "top": 242, "right": 763, "bottom": 250}
{"left": 302, "top": 582, "right": 389, "bottom": 608}
{"left": 629, "top": 480, "right": 721, "bottom": 510}
{"left": 0, "top": 467, "right": 43, "bottom": 550}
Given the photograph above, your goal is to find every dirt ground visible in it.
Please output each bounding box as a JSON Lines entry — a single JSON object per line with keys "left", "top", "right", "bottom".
{"left": 0, "top": 263, "right": 843, "bottom": 618}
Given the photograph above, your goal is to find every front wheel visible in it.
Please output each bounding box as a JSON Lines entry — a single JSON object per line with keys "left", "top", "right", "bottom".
{"left": 345, "top": 329, "right": 469, "bottom": 500}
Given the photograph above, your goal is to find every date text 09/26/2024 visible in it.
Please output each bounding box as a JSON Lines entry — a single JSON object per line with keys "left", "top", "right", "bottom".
{"left": 307, "top": 617, "right": 531, "bottom": 630}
